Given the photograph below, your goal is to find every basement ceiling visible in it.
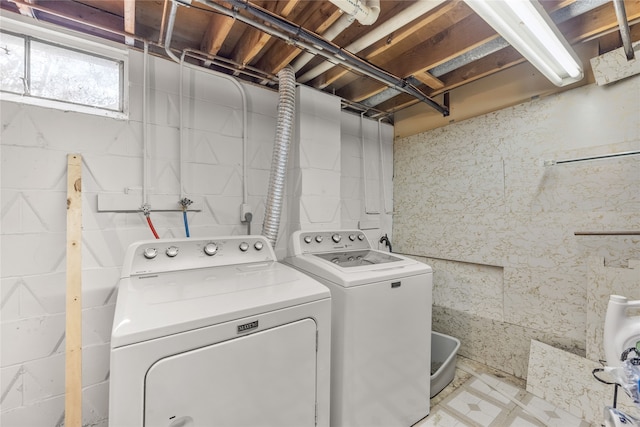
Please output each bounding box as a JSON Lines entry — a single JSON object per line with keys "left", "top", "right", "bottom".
{"left": 1, "top": 0, "right": 639, "bottom": 119}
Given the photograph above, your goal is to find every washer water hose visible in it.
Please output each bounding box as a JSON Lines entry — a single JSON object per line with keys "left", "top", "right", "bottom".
{"left": 142, "top": 205, "right": 160, "bottom": 239}
{"left": 180, "top": 198, "right": 193, "bottom": 238}
{"left": 261, "top": 66, "right": 296, "bottom": 248}
{"left": 379, "top": 234, "right": 392, "bottom": 252}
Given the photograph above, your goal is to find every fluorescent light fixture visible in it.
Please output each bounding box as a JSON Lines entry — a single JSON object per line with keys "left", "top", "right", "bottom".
{"left": 465, "top": 0, "right": 583, "bottom": 86}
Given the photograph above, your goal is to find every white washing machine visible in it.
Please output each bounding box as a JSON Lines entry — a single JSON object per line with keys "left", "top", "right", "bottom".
{"left": 109, "top": 235, "right": 331, "bottom": 427}
{"left": 284, "top": 230, "right": 432, "bottom": 427}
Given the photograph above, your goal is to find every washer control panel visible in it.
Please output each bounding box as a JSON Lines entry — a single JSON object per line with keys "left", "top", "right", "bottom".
{"left": 123, "top": 236, "right": 274, "bottom": 277}
{"left": 291, "top": 230, "right": 371, "bottom": 255}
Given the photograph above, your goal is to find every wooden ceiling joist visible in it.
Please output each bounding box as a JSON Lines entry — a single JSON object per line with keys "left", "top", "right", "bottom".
{"left": 201, "top": 9, "right": 235, "bottom": 56}
{"left": 231, "top": 0, "right": 305, "bottom": 67}
{"left": 123, "top": 0, "right": 135, "bottom": 45}
{"left": 255, "top": 2, "right": 343, "bottom": 74}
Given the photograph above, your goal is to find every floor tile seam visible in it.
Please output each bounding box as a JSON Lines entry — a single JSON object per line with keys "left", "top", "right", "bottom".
{"left": 457, "top": 364, "right": 553, "bottom": 426}
{"left": 436, "top": 405, "right": 485, "bottom": 427}
{"left": 466, "top": 380, "right": 519, "bottom": 409}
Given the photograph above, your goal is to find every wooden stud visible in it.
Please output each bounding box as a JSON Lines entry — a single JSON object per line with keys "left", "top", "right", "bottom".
{"left": 65, "top": 154, "right": 83, "bottom": 427}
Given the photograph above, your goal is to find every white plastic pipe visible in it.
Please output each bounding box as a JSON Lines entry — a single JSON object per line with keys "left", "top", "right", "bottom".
{"left": 291, "top": 13, "right": 354, "bottom": 72}
{"left": 163, "top": 3, "right": 250, "bottom": 207}
{"left": 330, "top": 0, "right": 380, "bottom": 25}
{"left": 293, "top": 0, "right": 380, "bottom": 72}
{"left": 299, "top": 0, "right": 446, "bottom": 83}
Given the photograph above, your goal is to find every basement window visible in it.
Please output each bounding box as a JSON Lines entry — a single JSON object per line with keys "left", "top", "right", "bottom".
{"left": 0, "top": 19, "right": 127, "bottom": 119}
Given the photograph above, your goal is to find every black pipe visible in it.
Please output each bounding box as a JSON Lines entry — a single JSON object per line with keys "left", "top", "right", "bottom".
{"left": 187, "top": 0, "right": 449, "bottom": 116}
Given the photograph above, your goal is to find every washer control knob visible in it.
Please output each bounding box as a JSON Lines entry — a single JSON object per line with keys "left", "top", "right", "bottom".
{"left": 357, "top": 234, "right": 365, "bottom": 241}
{"left": 143, "top": 247, "right": 158, "bottom": 259}
{"left": 203, "top": 242, "right": 218, "bottom": 256}
{"left": 165, "top": 246, "right": 179, "bottom": 257}
{"left": 254, "top": 241, "right": 264, "bottom": 251}
{"left": 303, "top": 236, "right": 312, "bottom": 244}
{"left": 315, "top": 235, "right": 323, "bottom": 243}
{"left": 349, "top": 234, "right": 356, "bottom": 241}
{"left": 239, "top": 242, "right": 249, "bottom": 252}
{"left": 332, "top": 234, "right": 341, "bottom": 243}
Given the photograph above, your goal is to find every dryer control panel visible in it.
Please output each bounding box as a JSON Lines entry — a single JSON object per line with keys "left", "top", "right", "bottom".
{"left": 121, "top": 236, "right": 275, "bottom": 277}
{"left": 290, "top": 230, "right": 371, "bottom": 255}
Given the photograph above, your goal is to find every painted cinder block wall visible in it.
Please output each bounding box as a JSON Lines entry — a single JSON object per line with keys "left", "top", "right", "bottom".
{"left": 0, "top": 39, "right": 393, "bottom": 426}
{"left": 393, "top": 74, "right": 640, "bottom": 378}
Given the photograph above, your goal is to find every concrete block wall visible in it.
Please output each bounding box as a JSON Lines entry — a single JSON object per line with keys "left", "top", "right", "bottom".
{"left": 0, "top": 47, "right": 281, "bottom": 426}
{"left": 0, "top": 34, "right": 394, "bottom": 426}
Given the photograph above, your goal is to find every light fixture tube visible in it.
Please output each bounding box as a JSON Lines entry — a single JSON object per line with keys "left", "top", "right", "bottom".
{"left": 465, "top": 0, "right": 583, "bottom": 87}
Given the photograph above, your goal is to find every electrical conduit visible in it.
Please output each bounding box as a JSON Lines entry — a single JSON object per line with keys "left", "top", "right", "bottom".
{"left": 163, "top": 3, "right": 250, "bottom": 234}
{"left": 261, "top": 66, "right": 296, "bottom": 248}
{"left": 141, "top": 41, "right": 160, "bottom": 239}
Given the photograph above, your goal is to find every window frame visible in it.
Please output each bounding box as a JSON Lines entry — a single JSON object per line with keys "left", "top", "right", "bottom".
{"left": 0, "top": 14, "right": 129, "bottom": 120}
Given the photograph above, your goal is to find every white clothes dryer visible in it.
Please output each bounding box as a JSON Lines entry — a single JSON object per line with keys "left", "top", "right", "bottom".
{"left": 109, "top": 236, "right": 331, "bottom": 427}
{"left": 284, "top": 230, "right": 432, "bottom": 427}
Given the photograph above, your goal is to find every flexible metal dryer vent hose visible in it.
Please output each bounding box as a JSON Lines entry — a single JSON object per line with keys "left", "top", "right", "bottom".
{"left": 262, "top": 66, "right": 296, "bottom": 248}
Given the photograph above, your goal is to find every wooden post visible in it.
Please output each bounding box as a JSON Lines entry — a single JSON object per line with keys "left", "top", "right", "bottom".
{"left": 65, "top": 154, "right": 82, "bottom": 427}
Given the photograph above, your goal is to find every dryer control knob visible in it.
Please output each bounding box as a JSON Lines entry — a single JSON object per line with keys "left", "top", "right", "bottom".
{"left": 143, "top": 247, "right": 158, "bottom": 259}
{"left": 332, "top": 234, "right": 342, "bottom": 243}
{"left": 203, "top": 242, "right": 218, "bottom": 256}
{"left": 315, "top": 235, "right": 323, "bottom": 243}
{"left": 254, "top": 241, "right": 264, "bottom": 251}
{"left": 349, "top": 234, "right": 356, "bottom": 241}
{"left": 304, "top": 236, "right": 312, "bottom": 244}
{"left": 166, "top": 246, "right": 179, "bottom": 257}
{"left": 239, "top": 242, "right": 249, "bottom": 252}
{"left": 357, "top": 234, "right": 365, "bottom": 241}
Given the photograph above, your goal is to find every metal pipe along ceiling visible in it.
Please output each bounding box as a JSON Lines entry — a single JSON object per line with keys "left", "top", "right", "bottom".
{"left": 183, "top": 0, "right": 449, "bottom": 116}
{"left": 613, "top": 0, "right": 635, "bottom": 60}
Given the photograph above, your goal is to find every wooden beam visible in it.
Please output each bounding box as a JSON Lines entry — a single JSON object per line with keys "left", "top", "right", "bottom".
{"left": 123, "top": 0, "right": 135, "bottom": 45}
{"left": 337, "top": 13, "right": 499, "bottom": 102}
{"left": 561, "top": 0, "right": 640, "bottom": 43}
{"left": 413, "top": 72, "right": 445, "bottom": 90}
{"left": 311, "top": 1, "right": 475, "bottom": 90}
{"left": 335, "top": 0, "right": 608, "bottom": 104}
{"left": 337, "top": 0, "right": 616, "bottom": 103}
{"left": 256, "top": 2, "right": 343, "bottom": 74}
{"left": 65, "top": 154, "right": 83, "bottom": 427}
{"left": 232, "top": 0, "right": 300, "bottom": 67}
{"left": 201, "top": 10, "right": 235, "bottom": 56}
{"left": 276, "top": 0, "right": 302, "bottom": 19}
{"left": 15, "top": 0, "right": 35, "bottom": 18}
{"left": 374, "top": 13, "right": 638, "bottom": 114}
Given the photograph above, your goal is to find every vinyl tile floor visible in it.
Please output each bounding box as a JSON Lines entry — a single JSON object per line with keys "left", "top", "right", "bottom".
{"left": 414, "top": 357, "right": 593, "bottom": 427}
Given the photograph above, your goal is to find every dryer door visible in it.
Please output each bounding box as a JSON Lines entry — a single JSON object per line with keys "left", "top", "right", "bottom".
{"left": 144, "top": 318, "right": 317, "bottom": 427}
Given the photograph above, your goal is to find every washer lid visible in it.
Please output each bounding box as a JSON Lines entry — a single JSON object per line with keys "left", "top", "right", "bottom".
{"left": 111, "top": 260, "right": 329, "bottom": 348}
{"left": 313, "top": 250, "right": 403, "bottom": 267}
{"left": 284, "top": 251, "right": 431, "bottom": 287}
